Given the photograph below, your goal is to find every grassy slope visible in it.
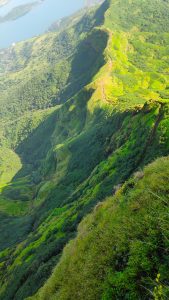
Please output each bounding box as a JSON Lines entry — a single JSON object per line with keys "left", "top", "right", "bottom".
{"left": 31, "top": 156, "right": 169, "bottom": 300}
{"left": 0, "top": 0, "right": 168, "bottom": 299}
{"left": 0, "top": 4, "right": 107, "bottom": 120}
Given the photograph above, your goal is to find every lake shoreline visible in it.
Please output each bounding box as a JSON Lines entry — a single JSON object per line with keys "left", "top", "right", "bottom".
{"left": 0, "top": 2, "right": 39, "bottom": 23}
{"left": 0, "top": 0, "right": 103, "bottom": 49}
{"left": 0, "top": 0, "right": 85, "bottom": 49}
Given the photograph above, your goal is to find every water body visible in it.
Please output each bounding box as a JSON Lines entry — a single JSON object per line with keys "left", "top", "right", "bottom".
{"left": 0, "top": 0, "right": 32, "bottom": 15}
{"left": 0, "top": 0, "right": 84, "bottom": 48}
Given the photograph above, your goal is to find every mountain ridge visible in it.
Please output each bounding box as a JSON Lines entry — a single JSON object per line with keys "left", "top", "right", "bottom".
{"left": 0, "top": 0, "right": 168, "bottom": 299}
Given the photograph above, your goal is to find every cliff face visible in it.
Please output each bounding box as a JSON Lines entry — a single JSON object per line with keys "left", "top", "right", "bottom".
{"left": 0, "top": 0, "right": 168, "bottom": 299}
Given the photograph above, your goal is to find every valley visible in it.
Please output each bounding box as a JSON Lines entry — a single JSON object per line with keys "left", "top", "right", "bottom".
{"left": 0, "top": 0, "right": 168, "bottom": 299}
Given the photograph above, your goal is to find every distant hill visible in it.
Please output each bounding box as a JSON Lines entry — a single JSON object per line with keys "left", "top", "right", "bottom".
{"left": 0, "top": 2, "right": 38, "bottom": 23}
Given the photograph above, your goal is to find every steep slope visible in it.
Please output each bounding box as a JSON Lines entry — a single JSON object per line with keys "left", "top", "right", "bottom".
{"left": 30, "top": 156, "right": 169, "bottom": 300}
{"left": 0, "top": 3, "right": 107, "bottom": 121}
{"left": 0, "top": 0, "right": 168, "bottom": 299}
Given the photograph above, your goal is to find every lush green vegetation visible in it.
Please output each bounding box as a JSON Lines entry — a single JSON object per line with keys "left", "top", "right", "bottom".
{"left": 0, "top": 0, "right": 168, "bottom": 299}
{"left": 31, "top": 156, "right": 169, "bottom": 300}
{"left": 0, "top": 3, "right": 108, "bottom": 120}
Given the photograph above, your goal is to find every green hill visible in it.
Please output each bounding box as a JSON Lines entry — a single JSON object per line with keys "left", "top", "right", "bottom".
{"left": 0, "top": 0, "right": 168, "bottom": 299}
{"left": 30, "top": 156, "right": 169, "bottom": 300}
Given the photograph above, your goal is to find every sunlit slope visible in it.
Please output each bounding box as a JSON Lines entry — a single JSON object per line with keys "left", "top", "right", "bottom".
{"left": 0, "top": 2, "right": 108, "bottom": 217}
{"left": 30, "top": 156, "right": 169, "bottom": 300}
{"left": 0, "top": 3, "right": 108, "bottom": 121}
{"left": 1, "top": 93, "right": 168, "bottom": 299}
{"left": 0, "top": 0, "right": 168, "bottom": 299}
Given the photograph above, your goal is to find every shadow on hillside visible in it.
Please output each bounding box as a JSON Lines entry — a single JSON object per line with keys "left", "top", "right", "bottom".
{"left": 0, "top": 212, "right": 33, "bottom": 251}
{"left": 1, "top": 26, "right": 109, "bottom": 202}
{"left": 1, "top": 110, "right": 58, "bottom": 201}
{"left": 56, "top": 28, "right": 109, "bottom": 104}
{"left": 1, "top": 88, "right": 94, "bottom": 203}
{"left": 1, "top": 98, "right": 167, "bottom": 300}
